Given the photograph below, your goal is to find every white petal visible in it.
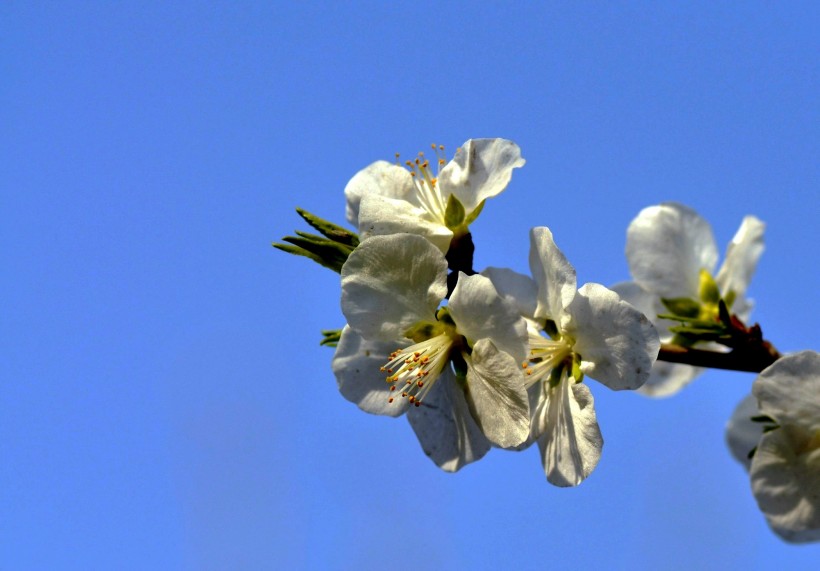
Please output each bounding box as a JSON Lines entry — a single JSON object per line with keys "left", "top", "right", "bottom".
{"left": 637, "top": 361, "right": 704, "bottom": 398}
{"left": 463, "top": 339, "right": 530, "bottom": 449}
{"left": 536, "top": 377, "right": 603, "bottom": 487}
{"left": 528, "top": 227, "right": 577, "bottom": 327}
{"left": 437, "top": 138, "right": 525, "bottom": 213}
{"left": 715, "top": 215, "right": 765, "bottom": 301}
{"left": 449, "top": 273, "right": 528, "bottom": 364}
{"left": 610, "top": 282, "right": 674, "bottom": 339}
{"left": 753, "top": 351, "right": 820, "bottom": 430}
{"left": 567, "top": 283, "right": 660, "bottom": 391}
{"left": 343, "top": 160, "right": 415, "bottom": 227}
{"left": 750, "top": 425, "right": 820, "bottom": 541}
{"left": 725, "top": 393, "right": 763, "bottom": 470}
{"left": 357, "top": 194, "right": 454, "bottom": 254}
{"left": 481, "top": 266, "right": 538, "bottom": 319}
{"left": 332, "top": 326, "right": 411, "bottom": 417}
{"left": 341, "top": 234, "right": 447, "bottom": 341}
{"left": 407, "top": 367, "right": 491, "bottom": 472}
{"left": 625, "top": 203, "right": 718, "bottom": 298}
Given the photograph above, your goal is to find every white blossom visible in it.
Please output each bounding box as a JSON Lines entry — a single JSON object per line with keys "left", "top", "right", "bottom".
{"left": 614, "top": 203, "right": 765, "bottom": 397}
{"left": 725, "top": 351, "right": 820, "bottom": 543}
{"left": 485, "top": 227, "right": 659, "bottom": 486}
{"left": 335, "top": 233, "right": 530, "bottom": 471}
{"left": 344, "top": 139, "right": 525, "bottom": 253}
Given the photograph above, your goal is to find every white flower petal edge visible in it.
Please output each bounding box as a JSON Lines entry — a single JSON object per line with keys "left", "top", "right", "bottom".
{"left": 568, "top": 283, "right": 659, "bottom": 391}
{"left": 528, "top": 227, "right": 577, "bottom": 327}
{"left": 715, "top": 215, "right": 765, "bottom": 311}
{"left": 407, "top": 368, "right": 491, "bottom": 472}
{"left": 753, "top": 351, "right": 820, "bottom": 431}
{"left": 437, "top": 138, "right": 525, "bottom": 213}
{"left": 535, "top": 376, "right": 603, "bottom": 487}
{"left": 344, "top": 161, "right": 416, "bottom": 227}
{"left": 332, "top": 325, "right": 411, "bottom": 417}
{"left": 626, "top": 202, "right": 718, "bottom": 298}
{"left": 358, "top": 194, "right": 454, "bottom": 253}
{"left": 449, "top": 272, "right": 528, "bottom": 364}
{"left": 610, "top": 281, "right": 704, "bottom": 397}
{"left": 464, "top": 339, "right": 530, "bottom": 449}
{"left": 481, "top": 267, "right": 538, "bottom": 320}
{"left": 341, "top": 234, "right": 448, "bottom": 342}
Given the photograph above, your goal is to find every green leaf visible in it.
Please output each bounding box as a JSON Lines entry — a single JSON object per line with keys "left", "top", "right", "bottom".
{"left": 661, "top": 297, "right": 702, "bottom": 318}
{"left": 296, "top": 208, "right": 360, "bottom": 247}
{"left": 320, "top": 329, "right": 343, "bottom": 348}
{"left": 278, "top": 234, "right": 352, "bottom": 273}
{"left": 444, "top": 194, "right": 466, "bottom": 230}
{"left": 463, "top": 199, "right": 486, "bottom": 226}
{"left": 273, "top": 243, "right": 327, "bottom": 267}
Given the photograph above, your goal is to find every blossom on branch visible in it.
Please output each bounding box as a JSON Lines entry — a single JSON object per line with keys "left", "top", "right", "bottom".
{"left": 344, "top": 139, "right": 525, "bottom": 254}
{"left": 726, "top": 351, "right": 820, "bottom": 543}
{"left": 485, "top": 227, "right": 660, "bottom": 486}
{"left": 335, "top": 233, "right": 531, "bottom": 471}
{"left": 613, "top": 202, "right": 765, "bottom": 397}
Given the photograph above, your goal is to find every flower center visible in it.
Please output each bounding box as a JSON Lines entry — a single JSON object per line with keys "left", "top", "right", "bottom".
{"left": 522, "top": 329, "right": 574, "bottom": 388}
{"left": 399, "top": 144, "right": 449, "bottom": 224}
{"left": 381, "top": 333, "right": 453, "bottom": 407}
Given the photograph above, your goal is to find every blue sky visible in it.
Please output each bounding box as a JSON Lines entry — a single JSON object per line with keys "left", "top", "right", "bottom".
{"left": 2, "top": 2, "right": 818, "bottom": 569}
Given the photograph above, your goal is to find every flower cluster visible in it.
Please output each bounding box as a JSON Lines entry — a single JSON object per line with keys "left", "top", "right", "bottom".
{"left": 275, "top": 136, "right": 817, "bottom": 541}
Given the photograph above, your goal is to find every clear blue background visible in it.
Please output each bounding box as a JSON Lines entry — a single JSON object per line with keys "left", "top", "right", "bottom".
{"left": 2, "top": 2, "right": 818, "bottom": 569}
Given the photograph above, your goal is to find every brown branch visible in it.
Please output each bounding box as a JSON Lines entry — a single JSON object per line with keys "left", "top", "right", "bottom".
{"left": 658, "top": 341, "right": 781, "bottom": 373}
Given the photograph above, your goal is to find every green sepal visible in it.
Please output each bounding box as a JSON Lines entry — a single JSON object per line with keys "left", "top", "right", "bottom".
{"left": 723, "top": 289, "right": 737, "bottom": 310}
{"left": 463, "top": 199, "right": 486, "bottom": 226}
{"left": 660, "top": 297, "right": 702, "bottom": 319}
{"left": 699, "top": 269, "right": 720, "bottom": 304}
{"left": 320, "top": 329, "right": 343, "bottom": 348}
{"left": 571, "top": 353, "right": 584, "bottom": 383}
{"left": 444, "top": 194, "right": 466, "bottom": 230}
{"left": 668, "top": 325, "right": 730, "bottom": 340}
{"left": 296, "top": 207, "right": 359, "bottom": 247}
